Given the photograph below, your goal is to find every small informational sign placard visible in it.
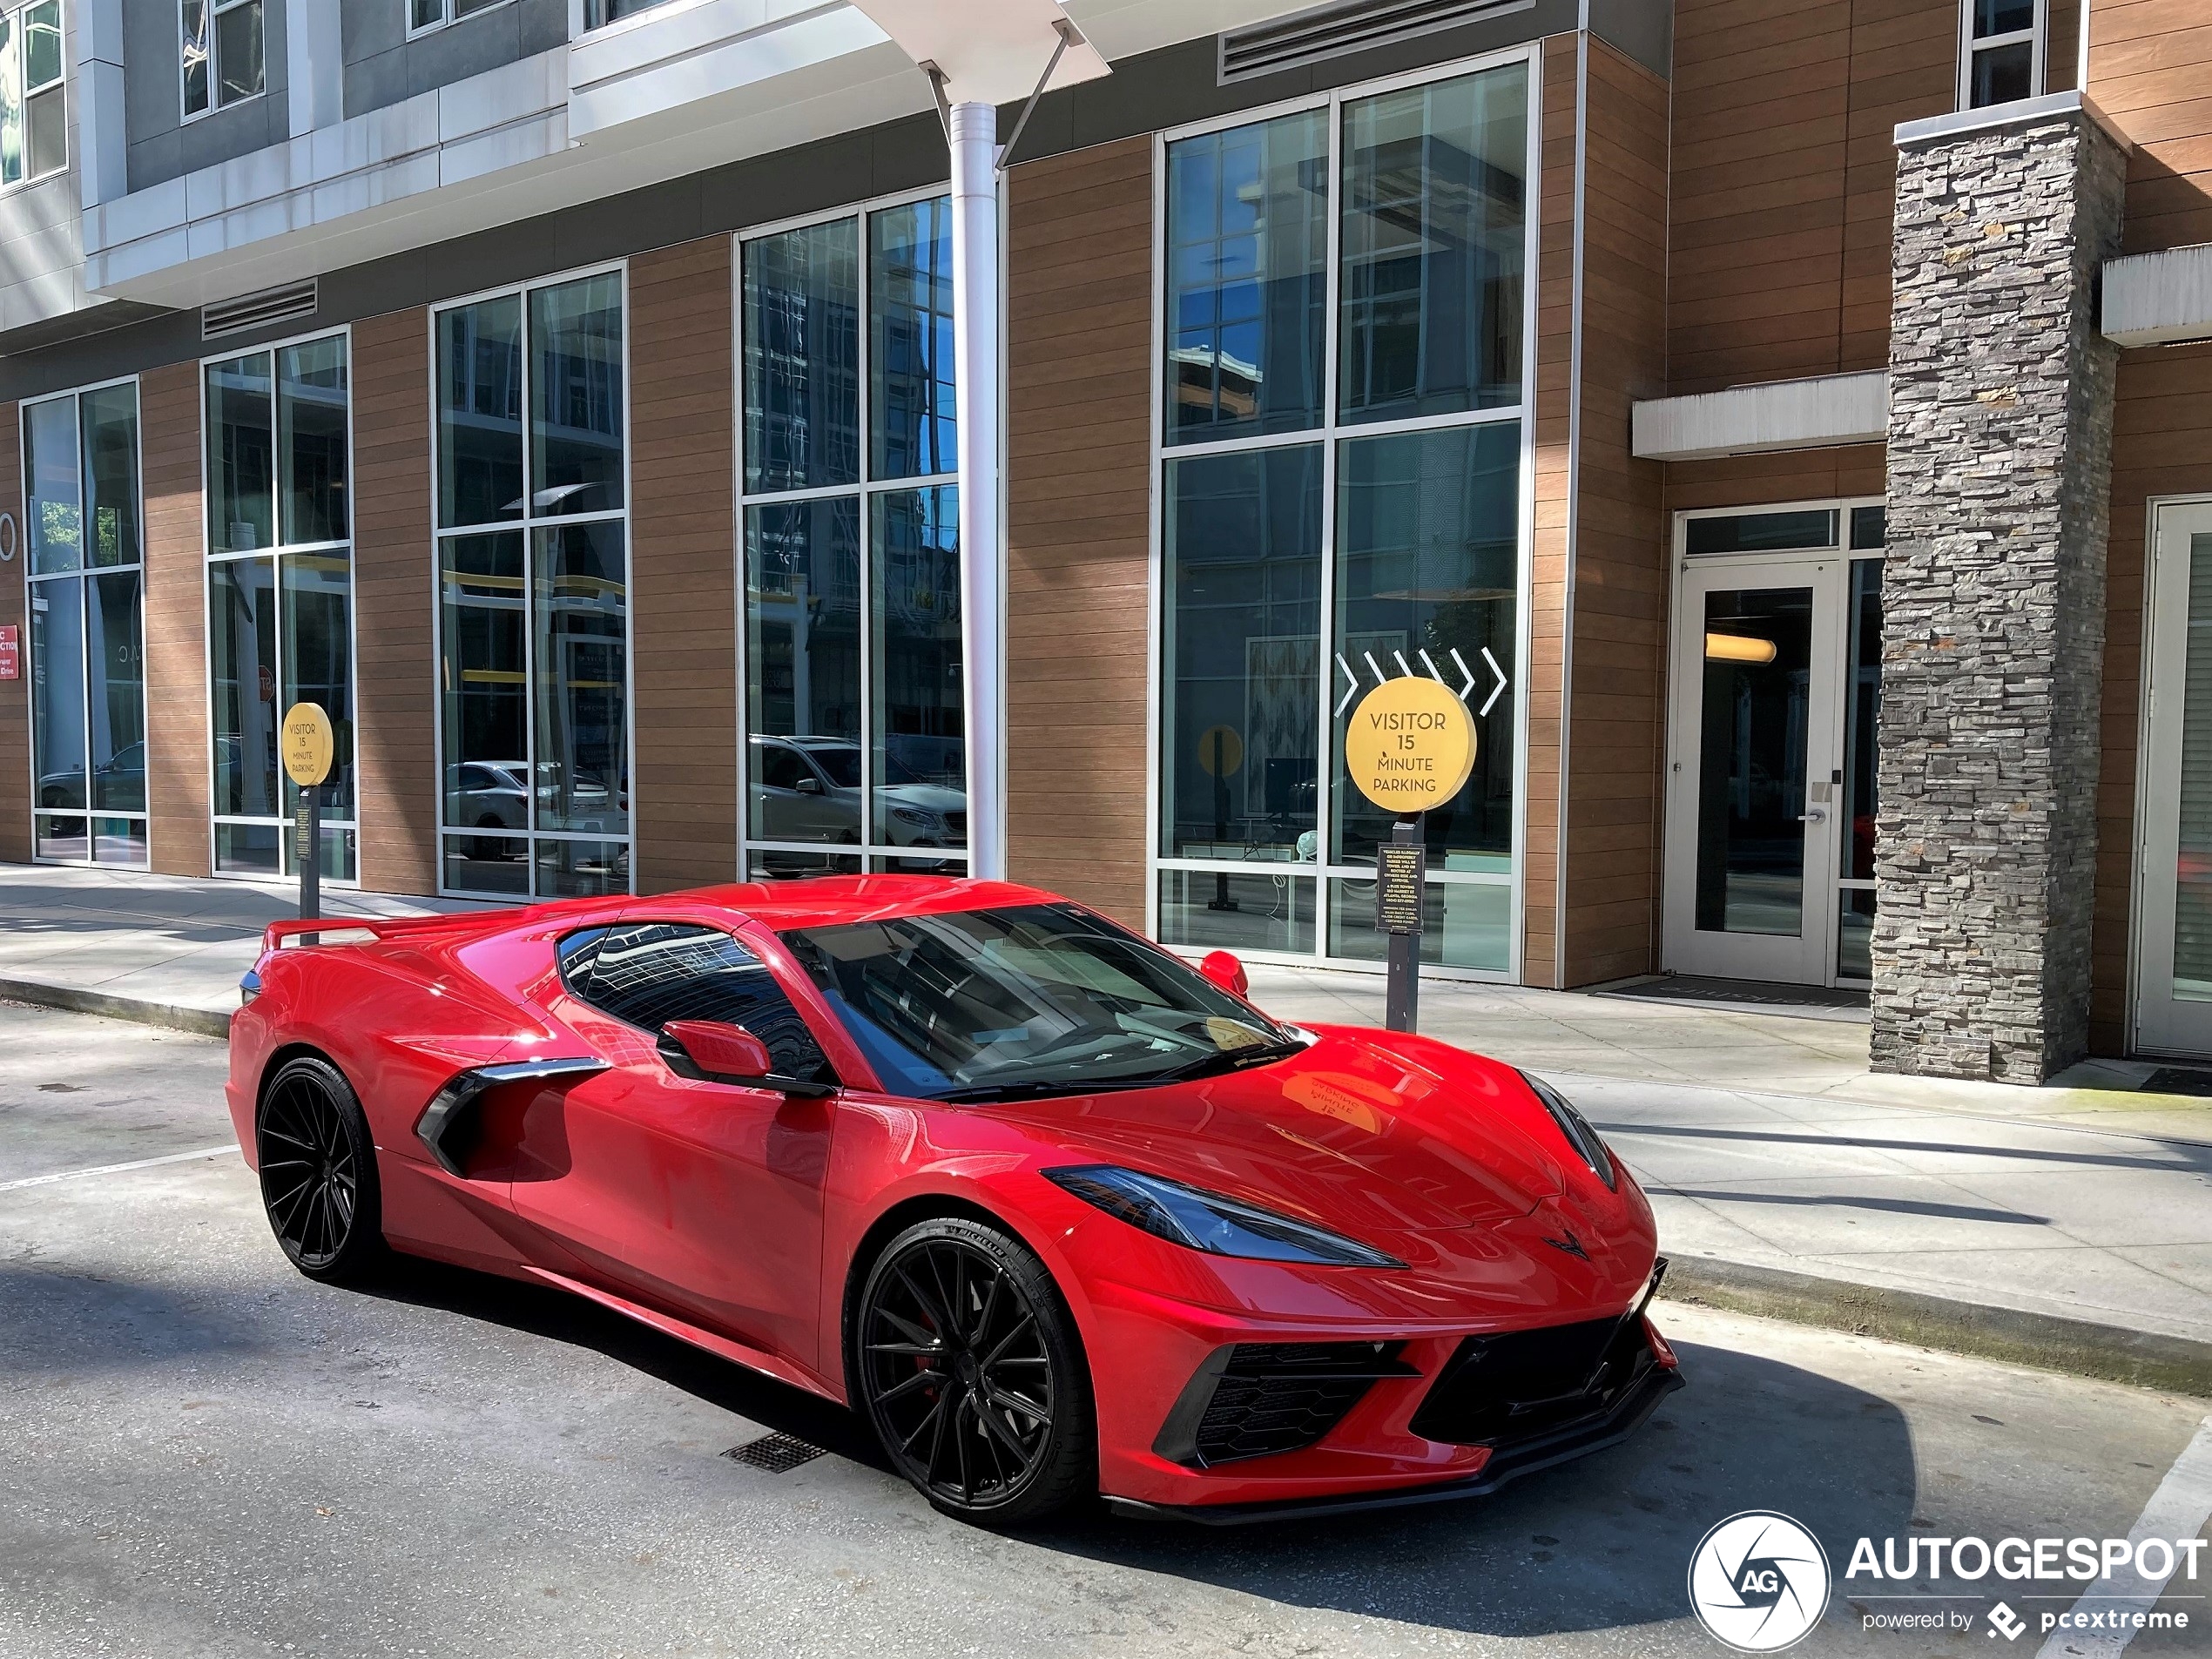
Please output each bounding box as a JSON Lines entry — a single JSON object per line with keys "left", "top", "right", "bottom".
{"left": 281, "top": 702, "right": 334, "bottom": 787}
{"left": 1345, "top": 677, "right": 1476, "bottom": 813}
{"left": 1375, "top": 840, "right": 1424, "bottom": 935}
{"left": 281, "top": 702, "right": 333, "bottom": 926}
{"left": 0, "top": 624, "right": 17, "bottom": 681}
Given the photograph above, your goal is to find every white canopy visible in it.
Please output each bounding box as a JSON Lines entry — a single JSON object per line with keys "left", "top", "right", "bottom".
{"left": 845, "top": 0, "right": 1111, "bottom": 105}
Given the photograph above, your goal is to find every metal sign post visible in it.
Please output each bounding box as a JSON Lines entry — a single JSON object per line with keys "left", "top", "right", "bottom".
{"left": 1377, "top": 819, "right": 1425, "bottom": 1032}
{"left": 1344, "top": 675, "right": 1478, "bottom": 1036}
{"left": 281, "top": 703, "right": 335, "bottom": 930}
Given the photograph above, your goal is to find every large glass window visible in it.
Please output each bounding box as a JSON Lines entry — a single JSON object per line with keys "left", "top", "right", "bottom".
{"left": 1156, "top": 57, "right": 1532, "bottom": 976}
{"left": 181, "top": 0, "right": 263, "bottom": 121}
{"left": 1960, "top": 0, "right": 2042, "bottom": 110}
{"left": 739, "top": 194, "right": 961, "bottom": 880}
{"left": 206, "top": 334, "right": 354, "bottom": 880}
{"left": 0, "top": 0, "right": 64, "bottom": 188}
{"left": 435, "top": 270, "right": 630, "bottom": 899}
{"left": 25, "top": 381, "right": 146, "bottom": 867}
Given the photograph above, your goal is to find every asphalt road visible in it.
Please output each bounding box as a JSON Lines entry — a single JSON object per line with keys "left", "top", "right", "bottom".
{"left": 2, "top": 1001, "right": 2208, "bottom": 1659}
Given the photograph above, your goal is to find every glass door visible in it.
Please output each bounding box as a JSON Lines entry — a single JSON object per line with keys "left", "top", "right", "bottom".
{"left": 1664, "top": 551, "right": 1859, "bottom": 984}
{"left": 2134, "top": 501, "right": 2212, "bottom": 1055}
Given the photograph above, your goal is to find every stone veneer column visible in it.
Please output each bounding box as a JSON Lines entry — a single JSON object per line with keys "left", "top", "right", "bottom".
{"left": 1872, "top": 98, "right": 2129, "bottom": 1082}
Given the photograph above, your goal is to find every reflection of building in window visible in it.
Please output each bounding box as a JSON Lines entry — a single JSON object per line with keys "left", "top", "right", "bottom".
{"left": 434, "top": 272, "right": 631, "bottom": 900}
{"left": 0, "top": 0, "right": 63, "bottom": 186}
{"left": 204, "top": 335, "right": 356, "bottom": 880}
{"left": 23, "top": 381, "right": 148, "bottom": 868}
{"left": 182, "top": 0, "right": 265, "bottom": 120}
{"left": 1157, "top": 59, "right": 1530, "bottom": 974}
{"left": 739, "top": 193, "right": 965, "bottom": 878}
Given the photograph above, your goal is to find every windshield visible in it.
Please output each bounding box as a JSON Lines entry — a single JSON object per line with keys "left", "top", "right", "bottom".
{"left": 778, "top": 904, "right": 1299, "bottom": 1101}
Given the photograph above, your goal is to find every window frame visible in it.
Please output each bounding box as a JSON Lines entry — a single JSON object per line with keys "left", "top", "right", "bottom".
{"left": 407, "top": 0, "right": 516, "bottom": 41}
{"left": 1146, "top": 44, "right": 1543, "bottom": 984}
{"left": 180, "top": 0, "right": 266, "bottom": 125}
{"left": 21, "top": 373, "right": 150, "bottom": 869}
{"left": 1957, "top": 0, "right": 2047, "bottom": 111}
{"left": 0, "top": 0, "right": 65, "bottom": 191}
{"left": 428, "top": 258, "right": 637, "bottom": 902}
{"left": 733, "top": 182, "right": 963, "bottom": 884}
{"left": 199, "top": 322, "right": 359, "bottom": 885}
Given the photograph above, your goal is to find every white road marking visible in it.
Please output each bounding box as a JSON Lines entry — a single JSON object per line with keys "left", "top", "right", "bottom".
{"left": 0, "top": 1143, "right": 241, "bottom": 1194}
{"left": 2036, "top": 1413, "right": 2212, "bottom": 1658}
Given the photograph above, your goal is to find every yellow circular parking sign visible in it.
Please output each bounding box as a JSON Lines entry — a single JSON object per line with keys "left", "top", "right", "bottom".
{"left": 281, "top": 702, "right": 334, "bottom": 787}
{"left": 1345, "top": 678, "right": 1475, "bottom": 813}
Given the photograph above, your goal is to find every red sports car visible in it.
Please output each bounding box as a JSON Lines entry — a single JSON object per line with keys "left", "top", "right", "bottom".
{"left": 226, "top": 876, "right": 1680, "bottom": 1524}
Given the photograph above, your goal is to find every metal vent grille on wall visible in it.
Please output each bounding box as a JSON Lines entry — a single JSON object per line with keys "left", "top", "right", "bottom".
{"left": 202, "top": 280, "right": 318, "bottom": 342}
{"left": 1219, "top": 0, "right": 1531, "bottom": 83}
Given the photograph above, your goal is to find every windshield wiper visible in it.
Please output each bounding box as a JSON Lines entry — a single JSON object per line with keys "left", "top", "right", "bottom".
{"left": 1143, "top": 1036, "right": 1307, "bottom": 1085}
{"left": 934, "top": 1037, "right": 1307, "bottom": 1103}
{"left": 934, "top": 1075, "right": 1176, "bottom": 1104}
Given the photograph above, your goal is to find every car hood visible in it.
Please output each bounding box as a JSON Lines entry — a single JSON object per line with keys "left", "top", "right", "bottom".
{"left": 988, "top": 1027, "right": 1573, "bottom": 1238}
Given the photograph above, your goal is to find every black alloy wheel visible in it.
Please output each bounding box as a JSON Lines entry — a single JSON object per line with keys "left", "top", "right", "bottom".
{"left": 856, "top": 1218, "right": 1095, "bottom": 1524}
{"left": 257, "top": 1055, "right": 384, "bottom": 1283}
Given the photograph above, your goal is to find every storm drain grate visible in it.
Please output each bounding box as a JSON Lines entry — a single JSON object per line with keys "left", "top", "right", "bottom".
{"left": 721, "top": 1433, "right": 826, "bottom": 1474}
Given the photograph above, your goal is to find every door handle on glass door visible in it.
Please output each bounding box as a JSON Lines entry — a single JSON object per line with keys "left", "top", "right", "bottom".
{"left": 1797, "top": 808, "right": 1829, "bottom": 823}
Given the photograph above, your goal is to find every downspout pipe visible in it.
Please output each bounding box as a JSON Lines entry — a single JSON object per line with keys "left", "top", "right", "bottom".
{"left": 949, "top": 98, "right": 1006, "bottom": 881}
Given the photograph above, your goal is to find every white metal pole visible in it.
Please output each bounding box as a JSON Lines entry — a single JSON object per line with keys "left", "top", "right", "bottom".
{"left": 950, "top": 98, "right": 1005, "bottom": 882}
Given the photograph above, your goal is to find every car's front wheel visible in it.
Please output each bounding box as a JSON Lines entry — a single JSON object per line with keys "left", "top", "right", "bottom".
{"left": 855, "top": 1217, "right": 1095, "bottom": 1525}
{"left": 256, "top": 1055, "right": 385, "bottom": 1283}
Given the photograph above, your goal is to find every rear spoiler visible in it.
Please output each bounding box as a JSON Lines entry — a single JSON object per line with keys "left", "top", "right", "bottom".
{"left": 260, "top": 913, "right": 472, "bottom": 952}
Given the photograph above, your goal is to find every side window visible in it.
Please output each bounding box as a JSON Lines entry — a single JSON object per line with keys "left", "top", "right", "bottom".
{"left": 569, "top": 921, "right": 833, "bottom": 1083}
{"left": 759, "top": 744, "right": 804, "bottom": 791}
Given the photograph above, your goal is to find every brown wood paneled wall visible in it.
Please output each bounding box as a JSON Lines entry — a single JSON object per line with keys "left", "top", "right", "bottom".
{"left": 1003, "top": 137, "right": 1154, "bottom": 928}
{"left": 1525, "top": 34, "right": 1580, "bottom": 988}
{"left": 2093, "top": 342, "right": 2212, "bottom": 1052}
{"left": 1560, "top": 39, "right": 1672, "bottom": 987}
{"left": 0, "top": 401, "right": 22, "bottom": 864}
{"left": 1669, "top": 0, "right": 1955, "bottom": 395}
{"left": 352, "top": 307, "right": 438, "bottom": 898}
{"left": 629, "top": 237, "right": 738, "bottom": 894}
{"left": 141, "top": 361, "right": 208, "bottom": 878}
{"left": 2090, "top": 0, "right": 2212, "bottom": 253}
{"left": 1662, "top": 445, "right": 1888, "bottom": 517}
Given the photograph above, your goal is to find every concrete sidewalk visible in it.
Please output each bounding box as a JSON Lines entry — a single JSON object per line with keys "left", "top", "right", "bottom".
{"left": 3, "top": 861, "right": 2210, "bottom": 1390}
{"left": 0, "top": 863, "right": 479, "bottom": 1034}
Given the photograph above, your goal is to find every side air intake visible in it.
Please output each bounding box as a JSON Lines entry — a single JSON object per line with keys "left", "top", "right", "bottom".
{"left": 1218, "top": 0, "right": 1532, "bottom": 84}
{"left": 202, "top": 280, "right": 319, "bottom": 342}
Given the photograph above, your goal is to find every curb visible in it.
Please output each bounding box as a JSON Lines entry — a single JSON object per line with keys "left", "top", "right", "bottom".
{"left": 1660, "top": 1255, "right": 2212, "bottom": 1399}
{"left": 0, "top": 977, "right": 233, "bottom": 1041}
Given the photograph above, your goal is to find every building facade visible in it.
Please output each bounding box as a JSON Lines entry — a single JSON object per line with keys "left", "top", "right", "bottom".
{"left": 1, "top": 0, "right": 2209, "bottom": 1083}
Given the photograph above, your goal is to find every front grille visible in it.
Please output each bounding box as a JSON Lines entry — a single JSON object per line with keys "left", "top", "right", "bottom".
{"left": 1188, "top": 1342, "right": 1416, "bottom": 1466}
{"left": 1409, "top": 1312, "right": 1656, "bottom": 1447}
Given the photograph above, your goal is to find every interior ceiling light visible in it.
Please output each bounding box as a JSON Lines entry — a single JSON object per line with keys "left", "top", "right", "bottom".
{"left": 1704, "top": 632, "right": 1778, "bottom": 664}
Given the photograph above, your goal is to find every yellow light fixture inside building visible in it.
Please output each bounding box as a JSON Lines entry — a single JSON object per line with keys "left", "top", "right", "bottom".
{"left": 1705, "top": 631, "right": 1778, "bottom": 664}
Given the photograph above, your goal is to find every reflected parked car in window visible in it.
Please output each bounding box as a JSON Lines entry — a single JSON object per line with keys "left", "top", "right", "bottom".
{"left": 749, "top": 736, "right": 966, "bottom": 850}
{"left": 447, "top": 761, "right": 620, "bottom": 837}
{"left": 39, "top": 740, "right": 145, "bottom": 812}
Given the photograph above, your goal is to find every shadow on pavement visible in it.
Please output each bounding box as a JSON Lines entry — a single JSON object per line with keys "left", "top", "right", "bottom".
{"left": 365, "top": 1261, "right": 1915, "bottom": 1642}
{"left": 1019, "top": 1335, "right": 1911, "bottom": 1639}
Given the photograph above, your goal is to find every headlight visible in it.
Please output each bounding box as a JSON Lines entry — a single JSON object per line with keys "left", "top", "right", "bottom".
{"left": 1521, "top": 1071, "right": 1617, "bottom": 1190}
{"left": 888, "top": 806, "right": 937, "bottom": 827}
{"left": 1042, "top": 1164, "right": 1403, "bottom": 1268}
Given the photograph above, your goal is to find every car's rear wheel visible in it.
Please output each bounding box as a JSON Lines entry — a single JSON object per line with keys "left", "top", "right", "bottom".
{"left": 855, "top": 1217, "right": 1095, "bottom": 1525}
{"left": 257, "top": 1055, "right": 384, "bottom": 1283}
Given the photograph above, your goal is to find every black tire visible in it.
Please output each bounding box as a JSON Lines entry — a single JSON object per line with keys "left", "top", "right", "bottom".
{"left": 853, "top": 1217, "right": 1096, "bottom": 1525}
{"left": 256, "top": 1055, "right": 386, "bottom": 1284}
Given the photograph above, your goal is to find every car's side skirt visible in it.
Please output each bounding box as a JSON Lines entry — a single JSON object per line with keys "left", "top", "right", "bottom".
{"left": 516, "top": 1263, "right": 845, "bottom": 1406}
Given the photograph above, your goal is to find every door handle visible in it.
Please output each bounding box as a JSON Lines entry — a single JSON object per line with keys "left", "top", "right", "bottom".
{"left": 1797, "top": 808, "right": 1829, "bottom": 824}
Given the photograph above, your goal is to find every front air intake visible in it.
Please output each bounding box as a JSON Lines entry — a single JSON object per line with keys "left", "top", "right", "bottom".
{"left": 1218, "top": 0, "right": 1532, "bottom": 84}
{"left": 202, "top": 279, "right": 319, "bottom": 342}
